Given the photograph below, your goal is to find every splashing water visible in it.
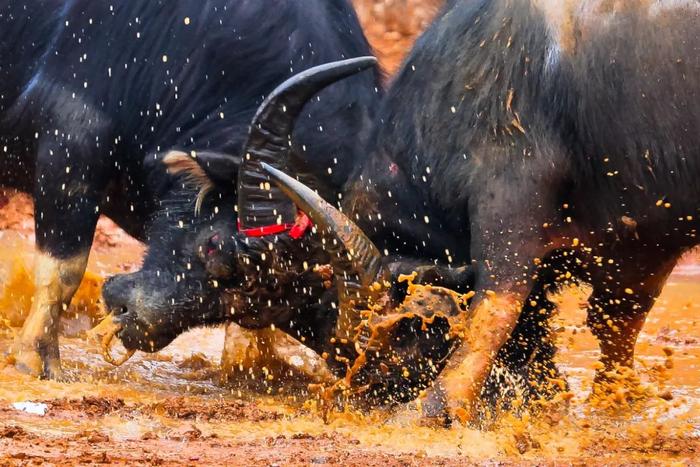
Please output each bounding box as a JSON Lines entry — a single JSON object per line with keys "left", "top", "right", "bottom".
{"left": 1, "top": 233, "right": 698, "bottom": 464}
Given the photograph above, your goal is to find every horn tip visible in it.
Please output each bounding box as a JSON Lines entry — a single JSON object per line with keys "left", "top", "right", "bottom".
{"left": 259, "top": 161, "right": 274, "bottom": 174}
{"left": 258, "top": 161, "right": 288, "bottom": 184}
{"left": 353, "top": 56, "right": 378, "bottom": 70}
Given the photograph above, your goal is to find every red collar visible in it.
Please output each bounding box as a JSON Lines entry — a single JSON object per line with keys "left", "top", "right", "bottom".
{"left": 238, "top": 210, "right": 312, "bottom": 240}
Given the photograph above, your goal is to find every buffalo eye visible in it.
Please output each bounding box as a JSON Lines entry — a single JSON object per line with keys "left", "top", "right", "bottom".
{"left": 199, "top": 232, "right": 236, "bottom": 279}
{"left": 207, "top": 233, "right": 221, "bottom": 256}
{"left": 197, "top": 232, "right": 221, "bottom": 263}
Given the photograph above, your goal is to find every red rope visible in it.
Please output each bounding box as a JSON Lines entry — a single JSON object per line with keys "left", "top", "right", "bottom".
{"left": 238, "top": 211, "right": 313, "bottom": 239}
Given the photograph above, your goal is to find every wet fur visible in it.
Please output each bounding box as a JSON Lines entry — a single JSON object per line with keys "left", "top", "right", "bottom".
{"left": 352, "top": 0, "right": 698, "bottom": 407}
{"left": 0, "top": 0, "right": 381, "bottom": 256}
{"left": 0, "top": 1, "right": 381, "bottom": 368}
{"left": 365, "top": 0, "right": 699, "bottom": 258}
{"left": 213, "top": 0, "right": 698, "bottom": 409}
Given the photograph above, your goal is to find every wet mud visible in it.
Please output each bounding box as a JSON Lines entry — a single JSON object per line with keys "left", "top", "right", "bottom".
{"left": 1, "top": 193, "right": 699, "bottom": 465}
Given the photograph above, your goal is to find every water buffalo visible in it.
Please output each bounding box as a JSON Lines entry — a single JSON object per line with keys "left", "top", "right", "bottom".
{"left": 0, "top": 0, "right": 380, "bottom": 379}
{"left": 150, "top": 0, "right": 698, "bottom": 424}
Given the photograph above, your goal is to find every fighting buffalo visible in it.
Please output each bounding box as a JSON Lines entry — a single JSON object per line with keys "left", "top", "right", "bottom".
{"left": 113, "top": 0, "right": 699, "bottom": 425}
{"left": 265, "top": 0, "right": 700, "bottom": 424}
{"left": 0, "top": 0, "right": 380, "bottom": 379}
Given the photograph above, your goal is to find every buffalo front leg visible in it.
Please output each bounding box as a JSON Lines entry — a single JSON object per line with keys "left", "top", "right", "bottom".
{"left": 12, "top": 253, "right": 90, "bottom": 379}
{"left": 435, "top": 257, "right": 555, "bottom": 425}
{"left": 482, "top": 278, "right": 561, "bottom": 412}
{"left": 11, "top": 137, "right": 104, "bottom": 379}
{"left": 421, "top": 150, "right": 566, "bottom": 425}
{"left": 435, "top": 290, "right": 526, "bottom": 424}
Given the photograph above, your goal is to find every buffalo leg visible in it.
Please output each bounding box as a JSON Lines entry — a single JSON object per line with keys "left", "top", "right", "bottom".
{"left": 11, "top": 137, "right": 105, "bottom": 379}
{"left": 421, "top": 152, "right": 565, "bottom": 424}
{"left": 432, "top": 290, "right": 527, "bottom": 424}
{"left": 482, "top": 279, "right": 561, "bottom": 413}
{"left": 586, "top": 252, "right": 680, "bottom": 382}
{"left": 423, "top": 238, "right": 550, "bottom": 424}
{"left": 12, "top": 253, "right": 90, "bottom": 379}
{"left": 484, "top": 248, "right": 588, "bottom": 410}
{"left": 220, "top": 325, "right": 334, "bottom": 388}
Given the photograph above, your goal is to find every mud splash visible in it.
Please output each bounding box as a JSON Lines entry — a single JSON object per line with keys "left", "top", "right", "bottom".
{"left": 0, "top": 233, "right": 106, "bottom": 335}
{"left": 311, "top": 274, "right": 466, "bottom": 411}
{"left": 1, "top": 227, "right": 698, "bottom": 464}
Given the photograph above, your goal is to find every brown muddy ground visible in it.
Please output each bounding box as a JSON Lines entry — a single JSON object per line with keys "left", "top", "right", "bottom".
{"left": 1, "top": 2, "right": 699, "bottom": 465}
{"left": 1, "top": 223, "right": 698, "bottom": 466}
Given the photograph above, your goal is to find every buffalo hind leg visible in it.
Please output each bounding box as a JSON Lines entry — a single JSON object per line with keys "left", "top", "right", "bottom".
{"left": 586, "top": 252, "right": 680, "bottom": 386}
{"left": 11, "top": 137, "right": 104, "bottom": 379}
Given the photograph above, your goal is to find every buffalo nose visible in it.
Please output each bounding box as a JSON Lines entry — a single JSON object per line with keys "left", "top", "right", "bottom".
{"left": 102, "top": 274, "right": 137, "bottom": 316}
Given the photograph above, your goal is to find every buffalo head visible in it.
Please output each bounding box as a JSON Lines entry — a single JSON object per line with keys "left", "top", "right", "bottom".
{"left": 187, "top": 59, "right": 473, "bottom": 406}
{"left": 256, "top": 161, "right": 469, "bottom": 406}
{"left": 97, "top": 58, "right": 472, "bottom": 410}
{"left": 96, "top": 58, "right": 379, "bottom": 361}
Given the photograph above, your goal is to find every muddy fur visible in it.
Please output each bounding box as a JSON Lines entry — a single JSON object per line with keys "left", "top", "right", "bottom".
{"left": 196, "top": 0, "right": 698, "bottom": 412}
{"left": 0, "top": 1, "right": 380, "bottom": 375}
{"left": 351, "top": 0, "right": 698, "bottom": 409}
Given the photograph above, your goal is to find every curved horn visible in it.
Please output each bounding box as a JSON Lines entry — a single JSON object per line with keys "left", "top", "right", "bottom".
{"left": 237, "top": 57, "right": 378, "bottom": 231}
{"left": 260, "top": 162, "right": 390, "bottom": 338}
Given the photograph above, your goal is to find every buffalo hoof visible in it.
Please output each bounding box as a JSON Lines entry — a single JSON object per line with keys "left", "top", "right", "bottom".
{"left": 386, "top": 396, "right": 451, "bottom": 429}
{"left": 419, "top": 382, "right": 452, "bottom": 428}
{"left": 9, "top": 339, "right": 64, "bottom": 380}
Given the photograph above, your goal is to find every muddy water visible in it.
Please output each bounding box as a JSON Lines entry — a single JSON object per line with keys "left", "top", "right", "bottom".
{"left": 1, "top": 227, "right": 698, "bottom": 465}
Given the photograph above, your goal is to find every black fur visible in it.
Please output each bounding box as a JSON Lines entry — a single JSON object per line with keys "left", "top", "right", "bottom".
{"left": 0, "top": 1, "right": 380, "bottom": 354}
{"left": 217, "top": 0, "right": 699, "bottom": 411}
{"left": 98, "top": 0, "right": 381, "bottom": 352}
{"left": 106, "top": 0, "right": 698, "bottom": 415}
{"left": 352, "top": 0, "right": 699, "bottom": 409}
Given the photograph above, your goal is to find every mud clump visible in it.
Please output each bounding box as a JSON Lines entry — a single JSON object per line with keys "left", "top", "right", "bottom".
{"left": 167, "top": 424, "right": 206, "bottom": 442}
{"left": 0, "top": 425, "right": 33, "bottom": 440}
{"left": 145, "top": 396, "right": 283, "bottom": 422}
{"left": 72, "top": 430, "right": 111, "bottom": 443}
{"left": 656, "top": 325, "right": 699, "bottom": 346}
{"left": 48, "top": 396, "right": 126, "bottom": 418}
{"left": 178, "top": 352, "right": 214, "bottom": 371}
{"left": 49, "top": 395, "right": 285, "bottom": 423}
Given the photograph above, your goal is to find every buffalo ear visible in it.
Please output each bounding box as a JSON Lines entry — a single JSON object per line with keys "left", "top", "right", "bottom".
{"left": 162, "top": 150, "right": 241, "bottom": 214}
{"left": 163, "top": 150, "right": 241, "bottom": 185}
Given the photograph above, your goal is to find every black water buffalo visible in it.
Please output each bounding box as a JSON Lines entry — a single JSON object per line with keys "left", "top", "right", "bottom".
{"left": 270, "top": 0, "right": 700, "bottom": 422}
{"left": 137, "top": 0, "right": 698, "bottom": 423}
{"left": 0, "top": 0, "right": 380, "bottom": 379}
